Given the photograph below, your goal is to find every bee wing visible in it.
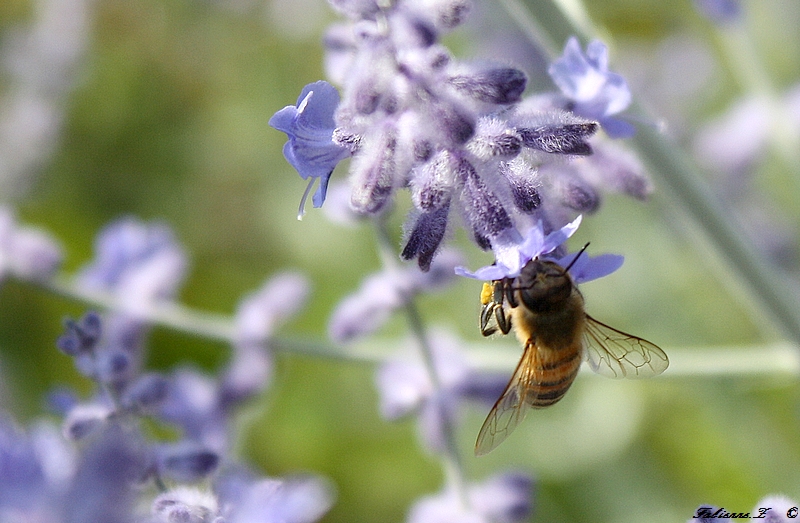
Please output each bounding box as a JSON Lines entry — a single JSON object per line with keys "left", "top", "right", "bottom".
{"left": 583, "top": 314, "right": 669, "bottom": 379}
{"left": 474, "top": 341, "right": 538, "bottom": 456}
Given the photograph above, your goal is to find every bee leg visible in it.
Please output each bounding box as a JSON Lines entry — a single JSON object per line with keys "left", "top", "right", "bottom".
{"left": 494, "top": 305, "right": 512, "bottom": 335}
{"left": 480, "top": 303, "right": 498, "bottom": 337}
{"left": 503, "top": 279, "right": 518, "bottom": 308}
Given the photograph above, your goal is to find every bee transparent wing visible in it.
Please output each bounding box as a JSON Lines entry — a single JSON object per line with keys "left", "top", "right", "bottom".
{"left": 474, "top": 341, "right": 537, "bottom": 456}
{"left": 583, "top": 314, "right": 669, "bottom": 379}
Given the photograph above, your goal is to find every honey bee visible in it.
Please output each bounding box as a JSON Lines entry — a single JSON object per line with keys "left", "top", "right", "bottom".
{"left": 475, "top": 252, "right": 668, "bottom": 456}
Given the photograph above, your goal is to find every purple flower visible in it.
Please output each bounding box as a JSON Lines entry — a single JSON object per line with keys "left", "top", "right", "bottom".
{"left": 234, "top": 272, "right": 311, "bottom": 346}
{"left": 549, "top": 37, "right": 634, "bottom": 138}
{"left": 694, "top": 0, "right": 741, "bottom": 24}
{"left": 552, "top": 250, "right": 624, "bottom": 284}
{"left": 152, "top": 487, "right": 219, "bottom": 523}
{"left": 215, "top": 470, "right": 335, "bottom": 523}
{"left": 455, "top": 215, "right": 583, "bottom": 280}
{"left": 328, "top": 250, "right": 462, "bottom": 343}
{"left": 76, "top": 217, "right": 187, "bottom": 311}
{"left": 456, "top": 214, "right": 624, "bottom": 284}
{"left": 155, "top": 441, "right": 219, "bottom": 483}
{"left": 376, "top": 328, "right": 480, "bottom": 452}
{"left": 0, "top": 207, "right": 62, "bottom": 283}
{"left": 224, "top": 272, "right": 311, "bottom": 404}
{"left": 269, "top": 81, "right": 351, "bottom": 218}
{"left": 157, "top": 368, "right": 229, "bottom": 454}
{"left": 407, "top": 472, "right": 534, "bottom": 523}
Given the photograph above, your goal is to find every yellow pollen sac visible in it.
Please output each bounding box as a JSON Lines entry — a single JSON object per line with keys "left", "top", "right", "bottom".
{"left": 480, "top": 282, "right": 494, "bottom": 305}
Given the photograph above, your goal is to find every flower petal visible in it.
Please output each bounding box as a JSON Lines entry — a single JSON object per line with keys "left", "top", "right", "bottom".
{"left": 555, "top": 251, "right": 624, "bottom": 283}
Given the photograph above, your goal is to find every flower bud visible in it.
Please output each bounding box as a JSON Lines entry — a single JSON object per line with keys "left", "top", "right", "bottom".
{"left": 518, "top": 122, "right": 597, "bottom": 155}
{"left": 400, "top": 204, "right": 450, "bottom": 272}
{"left": 457, "top": 158, "right": 513, "bottom": 240}
{"left": 449, "top": 67, "right": 527, "bottom": 105}
{"left": 157, "top": 442, "right": 219, "bottom": 483}
{"left": 349, "top": 130, "right": 398, "bottom": 214}
{"left": 63, "top": 404, "right": 111, "bottom": 440}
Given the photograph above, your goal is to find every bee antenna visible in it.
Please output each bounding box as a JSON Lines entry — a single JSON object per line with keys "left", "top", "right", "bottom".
{"left": 563, "top": 242, "right": 590, "bottom": 273}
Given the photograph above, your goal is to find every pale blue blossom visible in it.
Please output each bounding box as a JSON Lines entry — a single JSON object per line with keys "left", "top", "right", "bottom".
{"left": 549, "top": 37, "right": 634, "bottom": 138}
{"left": 269, "top": 80, "right": 351, "bottom": 218}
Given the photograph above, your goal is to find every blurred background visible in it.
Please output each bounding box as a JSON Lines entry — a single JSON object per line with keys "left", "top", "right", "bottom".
{"left": 1, "top": 0, "right": 799, "bottom": 521}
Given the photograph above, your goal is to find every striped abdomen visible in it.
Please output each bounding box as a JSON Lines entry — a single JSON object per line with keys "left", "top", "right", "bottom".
{"left": 525, "top": 342, "right": 582, "bottom": 407}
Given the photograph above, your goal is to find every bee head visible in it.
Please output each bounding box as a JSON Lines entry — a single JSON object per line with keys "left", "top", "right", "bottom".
{"left": 514, "top": 259, "right": 574, "bottom": 313}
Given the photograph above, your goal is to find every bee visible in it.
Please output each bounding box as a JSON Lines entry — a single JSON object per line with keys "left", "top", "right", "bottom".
{"left": 475, "top": 251, "right": 668, "bottom": 456}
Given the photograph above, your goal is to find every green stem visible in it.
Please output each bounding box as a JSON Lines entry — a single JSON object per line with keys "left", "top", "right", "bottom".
{"left": 30, "top": 273, "right": 392, "bottom": 363}
{"left": 18, "top": 270, "right": 800, "bottom": 376}
{"left": 371, "top": 219, "right": 469, "bottom": 503}
{"left": 404, "top": 300, "right": 468, "bottom": 504}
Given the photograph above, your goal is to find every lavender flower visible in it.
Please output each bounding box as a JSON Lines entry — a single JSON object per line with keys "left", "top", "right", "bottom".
{"left": 265, "top": 1, "right": 653, "bottom": 272}
{"left": 152, "top": 487, "right": 219, "bottom": 523}
{"left": 0, "top": 206, "right": 62, "bottom": 283}
{"left": 76, "top": 217, "right": 187, "bottom": 311}
{"left": 375, "top": 328, "right": 507, "bottom": 452}
{"left": 694, "top": 0, "right": 742, "bottom": 24}
{"left": 328, "top": 249, "right": 462, "bottom": 343}
{"left": 407, "top": 472, "right": 534, "bottom": 523}
{"left": 214, "top": 470, "right": 335, "bottom": 523}
{"left": 455, "top": 215, "right": 582, "bottom": 280}
{"left": 455, "top": 215, "right": 624, "bottom": 284}
{"left": 0, "top": 415, "right": 144, "bottom": 523}
{"left": 269, "top": 80, "right": 352, "bottom": 219}
{"left": 224, "top": 272, "right": 311, "bottom": 404}
{"left": 549, "top": 37, "right": 635, "bottom": 138}
{"left": 155, "top": 441, "right": 220, "bottom": 483}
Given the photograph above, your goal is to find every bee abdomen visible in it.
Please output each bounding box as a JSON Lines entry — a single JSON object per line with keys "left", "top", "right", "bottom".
{"left": 527, "top": 349, "right": 581, "bottom": 408}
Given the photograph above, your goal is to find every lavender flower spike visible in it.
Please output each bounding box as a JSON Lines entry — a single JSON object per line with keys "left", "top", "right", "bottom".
{"left": 269, "top": 81, "right": 351, "bottom": 219}
{"left": 549, "top": 37, "right": 634, "bottom": 138}
{"left": 455, "top": 215, "right": 583, "bottom": 280}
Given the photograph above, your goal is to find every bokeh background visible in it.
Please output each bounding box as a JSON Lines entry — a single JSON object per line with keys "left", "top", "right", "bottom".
{"left": 1, "top": 0, "right": 799, "bottom": 521}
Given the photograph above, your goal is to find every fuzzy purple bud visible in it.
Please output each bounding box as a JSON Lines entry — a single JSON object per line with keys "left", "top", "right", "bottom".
{"left": 121, "top": 372, "right": 169, "bottom": 413}
{"left": 0, "top": 209, "right": 62, "bottom": 282}
{"left": 552, "top": 171, "right": 600, "bottom": 212}
{"left": 518, "top": 122, "right": 597, "bottom": 155}
{"left": 428, "top": 101, "right": 475, "bottom": 146}
{"left": 449, "top": 67, "right": 527, "bottom": 105}
{"left": 457, "top": 158, "right": 514, "bottom": 240}
{"left": 235, "top": 272, "right": 311, "bottom": 345}
{"left": 95, "top": 349, "right": 132, "bottom": 386}
{"left": 410, "top": 151, "right": 456, "bottom": 211}
{"left": 467, "top": 118, "right": 522, "bottom": 160}
{"left": 500, "top": 161, "right": 541, "bottom": 213}
{"left": 152, "top": 487, "right": 219, "bottom": 523}
{"left": 157, "top": 442, "right": 219, "bottom": 483}
{"left": 349, "top": 129, "right": 398, "bottom": 214}
{"left": 57, "top": 312, "right": 102, "bottom": 356}
{"left": 62, "top": 404, "right": 112, "bottom": 441}
{"left": 400, "top": 204, "right": 450, "bottom": 272}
